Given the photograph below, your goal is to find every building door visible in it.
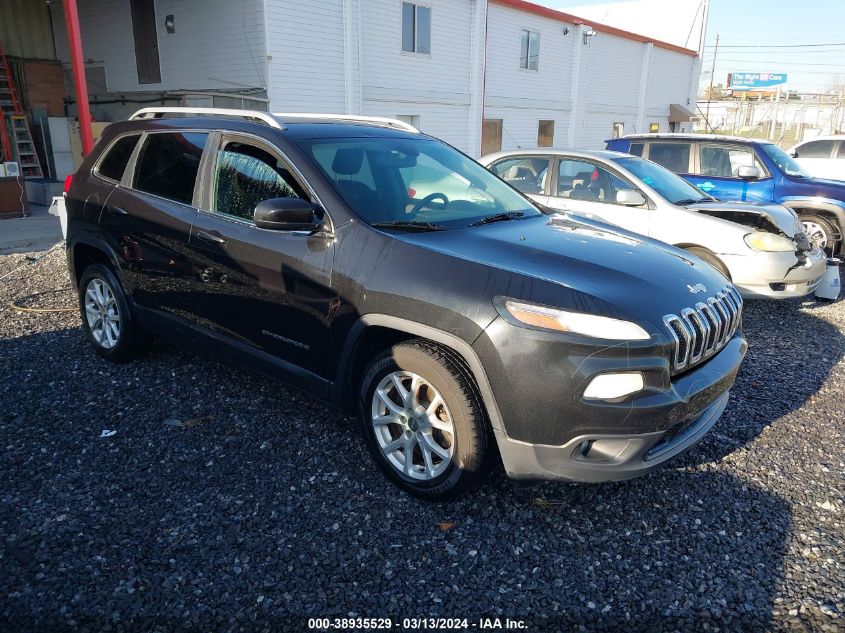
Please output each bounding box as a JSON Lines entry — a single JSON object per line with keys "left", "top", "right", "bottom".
{"left": 481, "top": 119, "right": 503, "bottom": 156}
{"left": 130, "top": 0, "right": 161, "bottom": 84}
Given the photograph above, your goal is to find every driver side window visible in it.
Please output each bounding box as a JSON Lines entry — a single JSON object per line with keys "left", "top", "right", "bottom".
{"left": 699, "top": 144, "right": 761, "bottom": 178}
{"left": 213, "top": 141, "right": 306, "bottom": 222}
{"left": 557, "top": 159, "right": 633, "bottom": 205}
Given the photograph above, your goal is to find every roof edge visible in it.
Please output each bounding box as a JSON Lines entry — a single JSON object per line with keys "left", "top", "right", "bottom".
{"left": 490, "top": 0, "right": 700, "bottom": 57}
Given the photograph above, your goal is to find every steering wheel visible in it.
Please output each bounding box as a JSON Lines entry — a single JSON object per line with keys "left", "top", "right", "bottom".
{"left": 408, "top": 192, "right": 449, "bottom": 215}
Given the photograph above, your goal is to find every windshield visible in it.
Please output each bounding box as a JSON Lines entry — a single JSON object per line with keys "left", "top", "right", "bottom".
{"left": 611, "top": 156, "right": 711, "bottom": 206}
{"left": 759, "top": 143, "right": 813, "bottom": 178}
{"left": 296, "top": 136, "right": 540, "bottom": 229}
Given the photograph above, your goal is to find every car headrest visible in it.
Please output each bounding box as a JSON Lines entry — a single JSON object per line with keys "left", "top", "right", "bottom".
{"left": 574, "top": 171, "right": 594, "bottom": 184}
{"left": 332, "top": 148, "right": 364, "bottom": 175}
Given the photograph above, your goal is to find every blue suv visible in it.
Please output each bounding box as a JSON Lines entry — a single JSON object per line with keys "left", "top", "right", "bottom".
{"left": 606, "top": 134, "right": 845, "bottom": 254}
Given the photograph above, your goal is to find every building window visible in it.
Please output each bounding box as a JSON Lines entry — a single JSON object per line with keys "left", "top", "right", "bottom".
{"left": 397, "top": 115, "right": 421, "bottom": 130}
{"left": 537, "top": 120, "right": 554, "bottom": 147}
{"left": 482, "top": 119, "right": 503, "bottom": 156}
{"left": 402, "top": 2, "right": 431, "bottom": 54}
{"left": 520, "top": 29, "right": 540, "bottom": 70}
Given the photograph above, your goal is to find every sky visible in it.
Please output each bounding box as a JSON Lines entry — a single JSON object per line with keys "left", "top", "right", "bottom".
{"left": 538, "top": 0, "right": 845, "bottom": 93}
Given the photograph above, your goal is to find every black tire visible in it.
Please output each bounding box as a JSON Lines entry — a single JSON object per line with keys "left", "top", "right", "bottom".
{"left": 78, "top": 263, "right": 150, "bottom": 362}
{"left": 799, "top": 214, "right": 837, "bottom": 255}
{"left": 358, "top": 339, "right": 491, "bottom": 500}
{"left": 685, "top": 247, "right": 731, "bottom": 280}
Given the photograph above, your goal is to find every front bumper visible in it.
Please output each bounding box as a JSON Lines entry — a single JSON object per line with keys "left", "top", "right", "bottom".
{"left": 475, "top": 318, "right": 747, "bottom": 482}
{"left": 721, "top": 248, "right": 826, "bottom": 299}
{"left": 495, "top": 390, "right": 730, "bottom": 482}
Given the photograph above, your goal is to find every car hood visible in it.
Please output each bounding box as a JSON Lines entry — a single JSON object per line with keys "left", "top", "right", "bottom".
{"left": 398, "top": 214, "right": 732, "bottom": 326}
{"left": 784, "top": 176, "right": 845, "bottom": 198}
{"left": 686, "top": 200, "right": 800, "bottom": 237}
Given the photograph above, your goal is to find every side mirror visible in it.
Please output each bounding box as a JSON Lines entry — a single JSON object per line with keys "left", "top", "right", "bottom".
{"left": 254, "top": 197, "right": 320, "bottom": 232}
{"left": 616, "top": 189, "right": 647, "bottom": 206}
{"left": 737, "top": 165, "right": 760, "bottom": 180}
{"left": 790, "top": 151, "right": 799, "bottom": 158}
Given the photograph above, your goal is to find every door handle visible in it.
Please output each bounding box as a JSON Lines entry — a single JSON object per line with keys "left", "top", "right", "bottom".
{"left": 196, "top": 230, "right": 226, "bottom": 245}
{"left": 109, "top": 206, "right": 128, "bottom": 216}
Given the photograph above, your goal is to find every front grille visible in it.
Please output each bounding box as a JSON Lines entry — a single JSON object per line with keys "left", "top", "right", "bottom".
{"left": 663, "top": 285, "right": 743, "bottom": 373}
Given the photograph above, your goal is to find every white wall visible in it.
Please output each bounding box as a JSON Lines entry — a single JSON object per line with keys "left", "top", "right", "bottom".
{"left": 483, "top": 1, "right": 701, "bottom": 151}
{"left": 577, "top": 33, "right": 644, "bottom": 147}
{"left": 358, "top": 0, "right": 477, "bottom": 154}
{"left": 484, "top": 3, "right": 573, "bottom": 152}
{"left": 644, "top": 46, "right": 697, "bottom": 132}
{"left": 52, "top": 0, "right": 266, "bottom": 93}
{"left": 264, "top": 0, "right": 347, "bottom": 112}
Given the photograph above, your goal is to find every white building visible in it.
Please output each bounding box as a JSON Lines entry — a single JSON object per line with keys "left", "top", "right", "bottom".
{"left": 38, "top": 0, "right": 702, "bottom": 157}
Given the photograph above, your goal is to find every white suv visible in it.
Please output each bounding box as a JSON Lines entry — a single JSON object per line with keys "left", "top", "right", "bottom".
{"left": 481, "top": 149, "right": 826, "bottom": 300}
{"left": 789, "top": 136, "right": 845, "bottom": 181}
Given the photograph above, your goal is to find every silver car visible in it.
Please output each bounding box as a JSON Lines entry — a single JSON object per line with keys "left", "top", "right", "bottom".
{"left": 480, "top": 149, "right": 826, "bottom": 300}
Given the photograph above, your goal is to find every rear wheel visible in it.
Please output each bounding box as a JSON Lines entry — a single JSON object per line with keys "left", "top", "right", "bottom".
{"left": 78, "top": 263, "right": 149, "bottom": 362}
{"left": 359, "top": 340, "right": 491, "bottom": 500}
{"left": 799, "top": 214, "right": 836, "bottom": 254}
{"left": 684, "top": 247, "right": 731, "bottom": 280}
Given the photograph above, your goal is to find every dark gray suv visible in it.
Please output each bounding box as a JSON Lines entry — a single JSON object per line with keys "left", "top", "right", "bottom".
{"left": 64, "top": 108, "right": 747, "bottom": 499}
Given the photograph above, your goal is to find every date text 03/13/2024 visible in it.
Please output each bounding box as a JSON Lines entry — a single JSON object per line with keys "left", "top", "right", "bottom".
{"left": 307, "top": 617, "right": 529, "bottom": 630}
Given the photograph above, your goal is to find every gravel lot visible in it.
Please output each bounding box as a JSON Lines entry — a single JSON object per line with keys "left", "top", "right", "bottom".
{"left": 1, "top": 248, "right": 843, "bottom": 632}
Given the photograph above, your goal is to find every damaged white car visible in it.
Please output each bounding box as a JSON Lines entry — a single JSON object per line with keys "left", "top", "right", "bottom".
{"left": 482, "top": 149, "right": 826, "bottom": 300}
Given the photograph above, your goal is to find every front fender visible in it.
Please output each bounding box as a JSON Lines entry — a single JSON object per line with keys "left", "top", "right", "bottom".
{"left": 779, "top": 196, "right": 845, "bottom": 230}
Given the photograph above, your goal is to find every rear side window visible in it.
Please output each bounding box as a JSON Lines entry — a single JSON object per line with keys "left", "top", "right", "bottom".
{"left": 490, "top": 156, "right": 551, "bottom": 194}
{"left": 837, "top": 141, "right": 845, "bottom": 160}
{"left": 96, "top": 134, "right": 140, "bottom": 181}
{"left": 134, "top": 132, "right": 208, "bottom": 205}
{"left": 647, "top": 143, "right": 690, "bottom": 173}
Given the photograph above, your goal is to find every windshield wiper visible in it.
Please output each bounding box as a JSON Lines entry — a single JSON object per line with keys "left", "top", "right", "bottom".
{"left": 371, "top": 221, "right": 442, "bottom": 232}
{"left": 675, "top": 197, "right": 712, "bottom": 205}
{"left": 469, "top": 211, "right": 525, "bottom": 227}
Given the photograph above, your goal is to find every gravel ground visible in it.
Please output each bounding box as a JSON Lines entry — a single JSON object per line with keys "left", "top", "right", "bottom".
{"left": 1, "top": 248, "right": 843, "bottom": 632}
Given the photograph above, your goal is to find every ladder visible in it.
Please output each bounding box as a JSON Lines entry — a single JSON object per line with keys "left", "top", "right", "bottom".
{"left": 0, "top": 42, "right": 43, "bottom": 176}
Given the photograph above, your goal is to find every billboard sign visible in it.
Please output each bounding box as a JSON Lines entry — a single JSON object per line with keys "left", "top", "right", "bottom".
{"left": 727, "top": 72, "right": 787, "bottom": 91}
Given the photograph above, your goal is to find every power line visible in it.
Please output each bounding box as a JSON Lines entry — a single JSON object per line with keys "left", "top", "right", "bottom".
{"left": 703, "top": 41, "right": 845, "bottom": 49}
{"left": 714, "top": 60, "right": 845, "bottom": 68}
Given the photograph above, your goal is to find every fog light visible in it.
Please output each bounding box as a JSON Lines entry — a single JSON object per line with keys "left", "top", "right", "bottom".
{"left": 583, "top": 372, "right": 644, "bottom": 400}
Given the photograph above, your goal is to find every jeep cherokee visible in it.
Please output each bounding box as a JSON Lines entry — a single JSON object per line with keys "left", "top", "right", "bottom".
{"left": 65, "top": 108, "right": 747, "bottom": 499}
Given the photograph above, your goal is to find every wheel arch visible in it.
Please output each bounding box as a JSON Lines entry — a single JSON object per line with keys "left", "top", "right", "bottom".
{"left": 673, "top": 244, "right": 732, "bottom": 279}
{"left": 69, "top": 238, "right": 129, "bottom": 294}
{"left": 781, "top": 198, "right": 845, "bottom": 239}
{"left": 333, "top": 315, "right": 506, "bottom": 435}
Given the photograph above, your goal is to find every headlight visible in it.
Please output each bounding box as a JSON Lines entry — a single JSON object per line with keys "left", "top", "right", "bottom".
{"left": 502, "top": 300, "right": 650, "bottom": 340}
{"left": 744, "top": 231, "right": 796, "bottom": 252}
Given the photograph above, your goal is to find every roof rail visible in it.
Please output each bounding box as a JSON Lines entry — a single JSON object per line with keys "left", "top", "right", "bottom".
{"left": 273, "top": 112, "right": 420, "bottom": 133}
{"left": 128, "top": 107, "right": 282, "bottom": 129}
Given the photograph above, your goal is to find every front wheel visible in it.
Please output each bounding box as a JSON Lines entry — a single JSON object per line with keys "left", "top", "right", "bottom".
{"left": 359, "top": 340, "right": 491, "bottom": 500}
{"left": 800, "top": 214, "right": 836, "bottom": 254}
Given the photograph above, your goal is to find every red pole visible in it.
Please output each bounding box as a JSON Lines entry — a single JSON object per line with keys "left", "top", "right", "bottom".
{"left": 63, "top": 0, "right": 94, "bottom": 156}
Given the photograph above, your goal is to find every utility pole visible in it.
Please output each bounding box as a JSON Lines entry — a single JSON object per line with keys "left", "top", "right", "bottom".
{"left": 705, "top": 33, "right": 719, "bottom": 133}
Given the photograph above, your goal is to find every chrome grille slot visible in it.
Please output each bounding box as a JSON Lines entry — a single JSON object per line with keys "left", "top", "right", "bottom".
{"left": 662, "top": 285, "right": 743, "bottom": 374}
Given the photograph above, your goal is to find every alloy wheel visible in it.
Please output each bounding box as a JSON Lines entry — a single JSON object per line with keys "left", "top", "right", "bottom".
{"left": 370, "top": 371, "right": 455, "bottom": 480}
{"left": 803, "top": 220, "right": 828, "bottom": 250}
{"left": 84, "top": 278, "right": 121, "bottom": 349}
